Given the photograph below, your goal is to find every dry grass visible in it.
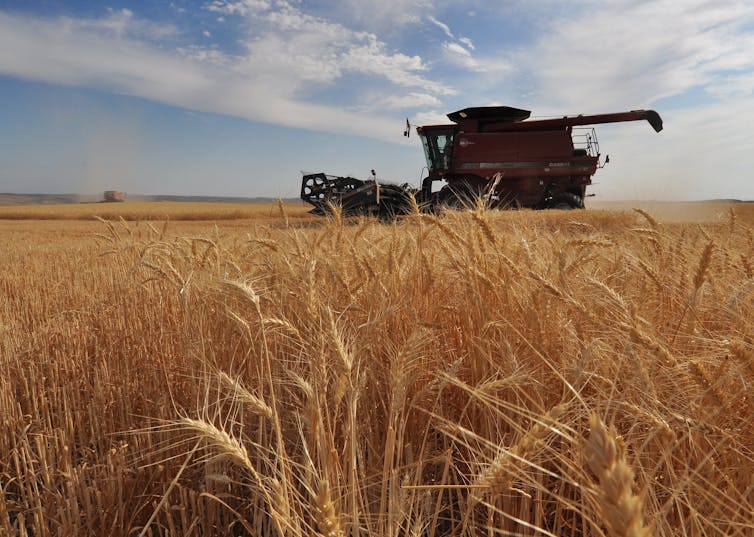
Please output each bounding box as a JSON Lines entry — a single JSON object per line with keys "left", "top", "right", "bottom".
{"left": 1, "top": 202, "right": 753, "bottom": 536}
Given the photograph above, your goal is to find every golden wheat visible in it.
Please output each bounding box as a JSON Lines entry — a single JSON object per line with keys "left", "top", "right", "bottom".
{"left": 2, "top": 202, "right": 753, "bottom": 536}
{"left": 584, "top": 414, "right": 649, "bottom": 537}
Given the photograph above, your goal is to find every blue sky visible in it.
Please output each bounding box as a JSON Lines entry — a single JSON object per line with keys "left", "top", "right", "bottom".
{"left": 0, "top": 0, "right": 753, "bottom": 199}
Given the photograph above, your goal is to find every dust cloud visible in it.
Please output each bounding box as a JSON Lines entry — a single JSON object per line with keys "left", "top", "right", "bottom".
{"left": 588, "top": 200, "right": 747, "bottom": 223}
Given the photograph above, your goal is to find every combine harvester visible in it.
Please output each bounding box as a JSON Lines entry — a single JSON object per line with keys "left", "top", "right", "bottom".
{"left": 102, "top": 190, "right": 126, "bottom": 203}
{"left": 301, "top": 106, "right": 662, "bottom": 217}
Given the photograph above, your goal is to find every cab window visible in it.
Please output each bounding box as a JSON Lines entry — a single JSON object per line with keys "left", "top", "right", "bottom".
{"left": 420, "top": 129, "right": 455, "bottom": 171}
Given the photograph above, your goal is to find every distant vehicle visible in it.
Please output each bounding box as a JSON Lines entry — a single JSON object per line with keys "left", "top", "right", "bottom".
{"left": 301, "top": 105, "right": 663, "bottom": 217}
{"left": 102, "top": 191, "right": 126, "bottom": 203}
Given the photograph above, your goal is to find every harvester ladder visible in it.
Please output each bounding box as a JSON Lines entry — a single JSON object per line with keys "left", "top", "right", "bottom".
{"left": 572, "top": 127, "right": 600, "bottom": 157}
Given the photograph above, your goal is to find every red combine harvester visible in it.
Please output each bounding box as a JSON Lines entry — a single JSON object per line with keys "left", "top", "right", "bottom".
{"left": 301, "top": 106, "right": 662, "bottom": 217}
{"left": 102, "top": 190, "right": 126, "bottom": 203}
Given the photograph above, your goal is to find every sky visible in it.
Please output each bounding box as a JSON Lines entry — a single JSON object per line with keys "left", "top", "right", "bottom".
{"left": 0, "top": 0, "right": 753, "bottom": 200}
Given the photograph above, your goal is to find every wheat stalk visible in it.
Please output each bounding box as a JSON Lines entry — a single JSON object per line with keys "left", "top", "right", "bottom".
{"left": 632, "top": 209, "right": 659, "bottom": 229}
{"left": 177, "top": 417, "right": 252, "bottom": 469}
{"left": 277, "top": 198, "right": 289, "bottom": 228}
{"left": 693, "top": 242, "right": 715, "bottom": 291}
{"left": 584, "top": 413, "right": 649, "bottom": 537}
{"left": 729, "top": 341, "right": 754, "bottom": 377}
{"left": 313, "top": 479, "right": 345, "bottom": 537}
{"left": 216, "top": 371, "right": 273, "bottom": 419}
{"left": 471, "top": 210, "right": 497, "bottom": 245}
{"left": 475, "top": 404, "right": 566, "bottom": 496}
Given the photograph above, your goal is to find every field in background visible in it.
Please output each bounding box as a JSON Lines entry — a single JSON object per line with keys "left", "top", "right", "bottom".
{"left": 589, "top": 200, "right": 753, "bottom": 222}
{"left": 2, "top": 203, "right": 753, "bottom": 536}
{"left": 0, "top": 200, "right": 312, "bottom": 221}
{"left": 1, "top": 198, "right": 750, "bottom": 223}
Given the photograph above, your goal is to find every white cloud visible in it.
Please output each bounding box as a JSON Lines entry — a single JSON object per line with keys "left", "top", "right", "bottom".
{"left": 228, "top": 1, "right": 456, "bottom": 95}
{"left": 412, "top": 110, "right": 450, "bottom": 126}
{"left": 443, "top": 42, "right": 470, "bottom": 58}
{"left": 77, "top": 8, "right": 177, "bottom": 40}
{"left": 518, "top": 0, "right": 754, "bottom": 111}
{"left": 427, "top": 15, "right": 453, "bottom": 39}
{"left": 176, "top": 45, "right": 229, "bottom": 65}
{"left": 209, "top": 0, "right": 435, "bottom": 31}
{"left": 341, "top": 40, "right": 454, "bottom": 95}
{"left": 458, "top": 37, "right": 474, "bottom": 50}
{"left": 327, "top": 0, "right": 430, "bottom": 30}
{"left": 707, "top": 72, "right": 754, "bottom": 99}
{"left": 0, "top": 7, "right": 449, "bottom": 142}
{"left": 441, "top": 41, "right": 510, "bottom": 74}
{"left": 204, "top": 0, "right": 271, "bottom": 16}
{"left": 367, "top": 92, "right": 442, "bottom": 110}
{"left": 427, "top": 15, "right": 485, "bottom": 73}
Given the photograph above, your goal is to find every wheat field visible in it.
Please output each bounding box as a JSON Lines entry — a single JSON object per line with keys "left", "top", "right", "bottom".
{"left": 0, "top": 201, "right": 312, "bottom": 222}
{"left": 1, "top": 202, "right": 753, "bottom": 536}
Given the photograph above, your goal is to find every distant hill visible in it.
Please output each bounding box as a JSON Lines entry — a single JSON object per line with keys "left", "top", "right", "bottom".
{"left": 0, "top": 193, "right": 301, "bottom": 205}
{"left": 127, "top": 194, "right": 301, "bottom": 204}
{"left": 0, "top": 193, "right": 85, "bottom": 205}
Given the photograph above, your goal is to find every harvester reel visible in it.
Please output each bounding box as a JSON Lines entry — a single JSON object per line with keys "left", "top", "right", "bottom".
{"left": 301, "top": 173, "right": 416, "bottom": 218}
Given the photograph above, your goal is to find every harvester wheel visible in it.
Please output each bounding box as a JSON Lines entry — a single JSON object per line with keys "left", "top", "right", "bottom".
{"left": 550, "top": 192, "right": 584, "bottom": 210}
{"left": 440, "top": 182, "right": 483, "bottom": 211}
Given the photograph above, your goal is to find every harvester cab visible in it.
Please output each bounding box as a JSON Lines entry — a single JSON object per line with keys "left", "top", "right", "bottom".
{"left": 418, "top": 127, "right": 455, "bottom": 174}
{"left": 300, "top": 105, "right": 662, "bottom": 216}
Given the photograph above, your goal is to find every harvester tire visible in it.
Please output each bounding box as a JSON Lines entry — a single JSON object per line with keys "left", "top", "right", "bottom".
{"left": 550, "top": 193, "right": 584, "bottom": 210}
{"left": 440, "top": 182, "right": 483, "bottom": 211}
